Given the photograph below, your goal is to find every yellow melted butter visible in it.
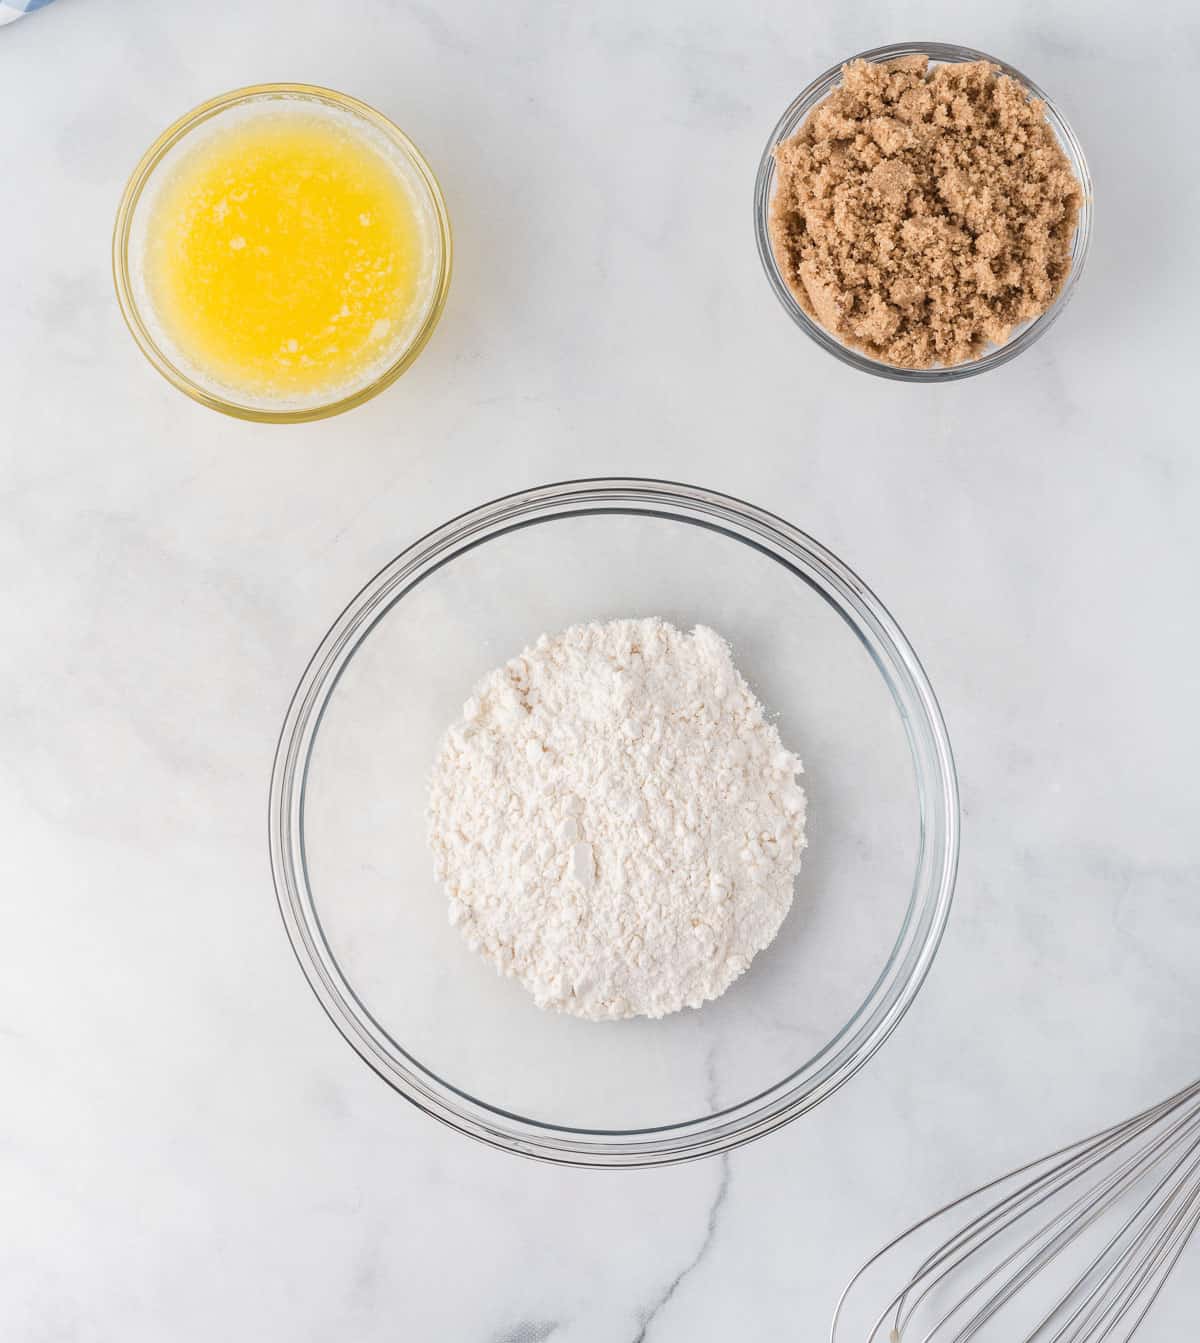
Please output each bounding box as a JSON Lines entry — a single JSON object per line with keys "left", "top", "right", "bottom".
{"left": 146, "top": 110, "right": 427, "bottom": 399}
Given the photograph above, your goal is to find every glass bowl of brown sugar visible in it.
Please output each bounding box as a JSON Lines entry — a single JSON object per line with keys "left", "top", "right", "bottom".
{"left": 754, "top": 42, "right": 1093, "bottom": 382}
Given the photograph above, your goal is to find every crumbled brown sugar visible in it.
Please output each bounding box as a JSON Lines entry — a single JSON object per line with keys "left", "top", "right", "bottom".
{"left": 769, "top": 56, "right": 1083, "bottom": 368}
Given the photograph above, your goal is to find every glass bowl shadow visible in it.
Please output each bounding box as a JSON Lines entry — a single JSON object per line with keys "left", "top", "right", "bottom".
{"left": 269, "top": 479, "right": 960, "bottom": 1166}
{"left": 754, "top": 42, "right": 1094, "bottom": 383}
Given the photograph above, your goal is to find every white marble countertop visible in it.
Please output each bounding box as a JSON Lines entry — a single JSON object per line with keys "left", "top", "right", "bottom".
{"left": 3, "top": 1, "right": 1198, "bottom": 1338}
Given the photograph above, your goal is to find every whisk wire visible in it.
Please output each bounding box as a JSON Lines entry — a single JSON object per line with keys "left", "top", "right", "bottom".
{"left": 962, "top": 1102, "right": 1200, "bottom": 1341}
{"left": 844, "top": 1100, "right": 1169, "bottom": 1343}
{"left": 1038, "top": 1126, "right": 1200, "bottom": 1343}
{"left": 1107, "top": 1185, "right": 1200, "bottom": 1343}
{"left": 891, "top": 1098, "right": 1187, "bottom": 1341}
{"left": 845, "top": 1077, "right": 1200, "bottom": 1341}
{"left": 833, "top": 1079, "right": 1200, "bottom": 1343}
{"left": 895, "top": 1088, "right": 1200, "bottom": 1342}
{"left": 1074, "top": 1147, "right": 1200, "bottom": 1343}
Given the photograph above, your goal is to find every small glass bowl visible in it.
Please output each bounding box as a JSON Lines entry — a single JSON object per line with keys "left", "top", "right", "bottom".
{"left": 269, "top": 479, "right": 960, "bottom": 1166}
{"left": 112, "top": 84, "right": 452, "bottom": 423}
{"left": 754, "top": 42, "right": 1094, "bottom": 383}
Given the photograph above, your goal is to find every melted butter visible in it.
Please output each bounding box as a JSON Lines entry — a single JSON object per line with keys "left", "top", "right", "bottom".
{"left": 145, "top": 108, "right": 426, "bottom": 399}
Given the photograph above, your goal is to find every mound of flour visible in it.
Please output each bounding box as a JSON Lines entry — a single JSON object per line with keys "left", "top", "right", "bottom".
{"left": 427, "top": 618, "right": 807, "bottom": 1020}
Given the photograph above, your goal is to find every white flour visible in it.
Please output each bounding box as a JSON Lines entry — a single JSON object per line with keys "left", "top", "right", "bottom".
{"left": 426, "top": 618, "right": 807, "bottom": 1020}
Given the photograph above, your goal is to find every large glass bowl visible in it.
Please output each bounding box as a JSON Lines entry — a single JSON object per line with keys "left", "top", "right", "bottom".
{"left": 754, "top": 42, "right": 1094, "bottom": 383}
{"left": 269, "top": 480, "right": 959, "bottom": 1165}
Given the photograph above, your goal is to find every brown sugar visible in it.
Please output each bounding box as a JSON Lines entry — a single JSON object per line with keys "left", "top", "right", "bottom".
{"left": 769, "top": 57, "right": 1083, "bottom": 368}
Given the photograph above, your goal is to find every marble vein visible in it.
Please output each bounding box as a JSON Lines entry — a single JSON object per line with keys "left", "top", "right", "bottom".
{"left": 630, "top": 1155, "right": 731, "bottom": 1343}
{"left": 631, "top": 1049, "right": 731, "bottom": 1342}
{"left": 491, "top": 1320, "right": 560, "bottom": 1343}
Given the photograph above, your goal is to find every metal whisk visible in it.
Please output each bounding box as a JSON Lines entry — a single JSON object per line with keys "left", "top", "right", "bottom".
{"left": 832, "top": 1078, "right": 1200, "bottom": 1342}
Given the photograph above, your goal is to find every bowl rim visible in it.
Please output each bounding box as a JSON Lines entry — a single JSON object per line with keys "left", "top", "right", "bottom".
{"left": 753, "top": 41, "right": 1094, "bottom": 383}
{"left": 268, "top": 478, "right": 961, "bottom": 1166}
{"left": 111, "top": 82, "right": 453, "bottom": 423}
